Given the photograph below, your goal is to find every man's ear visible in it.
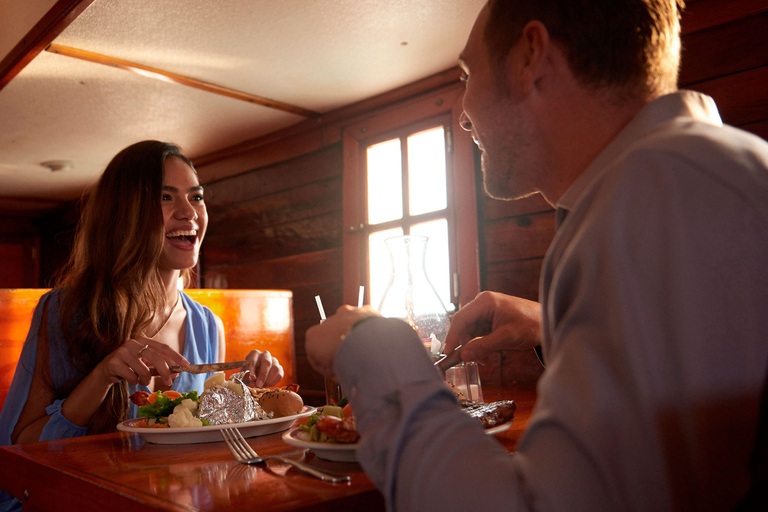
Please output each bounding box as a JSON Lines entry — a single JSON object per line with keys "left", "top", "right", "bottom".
{"left": 506, "top": 20, "right": 550, "bottom": 96}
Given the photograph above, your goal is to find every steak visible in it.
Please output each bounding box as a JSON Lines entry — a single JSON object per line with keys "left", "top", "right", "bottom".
{"left": 460, "top": 399, "right": 516, "bottom": 429}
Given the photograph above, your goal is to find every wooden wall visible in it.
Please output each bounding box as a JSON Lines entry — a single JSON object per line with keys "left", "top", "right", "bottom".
{"left": 202, "top": 146, "right": 344, "bottom": 402}
{"left": 0, "top": 217, "right": 39, "bottom": 288}
{"left": 0, "top": 207, "right": 79, "bottom": 290}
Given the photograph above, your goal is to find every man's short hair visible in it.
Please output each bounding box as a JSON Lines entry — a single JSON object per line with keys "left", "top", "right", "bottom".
{"left": 483, "top": 0, "right": 683, "bottom": 98}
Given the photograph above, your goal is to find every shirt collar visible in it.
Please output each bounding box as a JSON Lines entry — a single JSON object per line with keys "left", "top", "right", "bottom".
{"left": 554, "top": 90, "right": 722, "bottom": 227}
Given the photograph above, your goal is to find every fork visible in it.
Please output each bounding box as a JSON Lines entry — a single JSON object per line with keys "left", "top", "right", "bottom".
{"left": 220, "top": 427, "right": 351, "bottom": 483}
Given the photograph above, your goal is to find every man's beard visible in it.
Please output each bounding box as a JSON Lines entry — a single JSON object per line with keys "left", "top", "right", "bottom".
{"left": 481, "top": 150, "right": 516, "bottom": 201}
{"left": 480, "top": 146, "right": 539, "bottom": 202}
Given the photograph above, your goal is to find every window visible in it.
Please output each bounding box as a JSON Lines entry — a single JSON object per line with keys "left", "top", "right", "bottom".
{"left": 365, "top": 124, "right": 454, "bottom": 311}
{"left": 342, "top": 83, "right": 479, "bottom": 312}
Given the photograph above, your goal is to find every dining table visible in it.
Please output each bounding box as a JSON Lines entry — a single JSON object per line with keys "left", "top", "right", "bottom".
{"left": 0, "top": 383, "right": 537, "bottom": 512}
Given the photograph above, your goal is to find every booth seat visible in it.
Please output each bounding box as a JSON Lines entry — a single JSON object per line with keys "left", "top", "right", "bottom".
{"left": 0, "top": 289, "right": 295, "bottom": 412}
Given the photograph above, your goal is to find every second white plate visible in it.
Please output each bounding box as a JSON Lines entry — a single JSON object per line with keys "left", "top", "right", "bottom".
{"left": 282, "top": 428, "right": 359, "bottom": 462}
{"left": 281, "top": 418, "right": 513, "bottom": 463}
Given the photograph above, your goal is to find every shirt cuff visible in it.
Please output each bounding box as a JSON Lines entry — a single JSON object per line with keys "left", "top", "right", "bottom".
{"left": 41, "top": 399, "right": 88, "bottom": 441}
{"left": 334, "top": 318, "right": 444, "bottom": 418}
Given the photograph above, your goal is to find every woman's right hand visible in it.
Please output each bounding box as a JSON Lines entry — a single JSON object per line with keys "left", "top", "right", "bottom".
{"left": 96, "top": 337, "right": 190, "bottom": 387}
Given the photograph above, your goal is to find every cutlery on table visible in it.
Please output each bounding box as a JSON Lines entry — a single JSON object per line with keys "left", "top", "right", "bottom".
{"left": 220, "top": 427, "right": 351, "bottom": 483}
{"left": 434, "top": 345, "right": 466, "bottom": 373}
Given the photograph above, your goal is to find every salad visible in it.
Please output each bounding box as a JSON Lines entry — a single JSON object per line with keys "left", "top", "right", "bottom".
{"left": 132, "top": 390, "right": 210, "bottom": 428}
{"left": 299, "top": 398, "right": 359, "bottom": 444}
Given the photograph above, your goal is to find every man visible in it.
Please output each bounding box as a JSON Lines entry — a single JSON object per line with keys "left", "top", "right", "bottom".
{"left": 306, "top": 0, "right": 768, "bottom": 510}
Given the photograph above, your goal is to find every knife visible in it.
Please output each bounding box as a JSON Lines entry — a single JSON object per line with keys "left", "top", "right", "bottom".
{"left": 434, "top": 345, "right": 465, "bottom": 373}
{"left": 150, "top": 360, "right": 247, "bottom": 376}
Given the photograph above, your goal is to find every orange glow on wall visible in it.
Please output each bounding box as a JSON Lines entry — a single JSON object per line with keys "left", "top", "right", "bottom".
{"left": 0, "top": 289, "right": 294, "bottom": 413}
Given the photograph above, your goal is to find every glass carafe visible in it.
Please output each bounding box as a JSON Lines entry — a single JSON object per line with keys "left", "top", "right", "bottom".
{"left": 377, "top": 235, "right": 450, "bottom": 355}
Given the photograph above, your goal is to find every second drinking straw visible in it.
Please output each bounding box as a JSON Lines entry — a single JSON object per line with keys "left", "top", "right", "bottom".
{"left": 314, "top": 295, "right": 326, "bottom": 322}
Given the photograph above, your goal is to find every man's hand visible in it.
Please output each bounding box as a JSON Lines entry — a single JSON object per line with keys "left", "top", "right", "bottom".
{"left": 444, "top": 291, "right": 542, "bottom": 363}
{"left": 305, "top": 305, "right": 381, "bottom": 377}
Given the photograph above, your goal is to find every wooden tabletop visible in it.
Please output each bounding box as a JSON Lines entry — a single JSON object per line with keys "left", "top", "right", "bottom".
{"left": 0, "top": 384, "right": 537, "bottom": 512}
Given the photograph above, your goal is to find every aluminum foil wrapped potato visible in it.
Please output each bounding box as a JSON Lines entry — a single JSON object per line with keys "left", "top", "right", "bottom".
{"left": 198, "top": 374, "right": 270, "bottom": 425}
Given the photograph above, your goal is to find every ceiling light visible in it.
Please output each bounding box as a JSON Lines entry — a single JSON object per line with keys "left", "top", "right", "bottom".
{"left": 40, "top": 160, "right": 74, "bottom": 172}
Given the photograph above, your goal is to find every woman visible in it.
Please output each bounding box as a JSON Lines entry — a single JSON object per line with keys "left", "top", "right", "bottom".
{"left": 0, "top": 140, "right": 283, "bottom": 449}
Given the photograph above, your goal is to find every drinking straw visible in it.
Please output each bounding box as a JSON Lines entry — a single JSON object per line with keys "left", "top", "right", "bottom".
{"left": 314, "top": 295, "right": 326, "bottom": 322}
{"left": 358, "top": 285, "right": 365, "bottom": 308}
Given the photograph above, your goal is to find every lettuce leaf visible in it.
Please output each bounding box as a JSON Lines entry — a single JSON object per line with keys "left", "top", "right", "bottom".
{"left": 138, "top": 390, "right": 199, "bottom": 420}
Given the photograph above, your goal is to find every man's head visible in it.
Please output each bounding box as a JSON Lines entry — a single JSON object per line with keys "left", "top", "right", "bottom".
{"left": 460, "top": 0, "right": 683, "bottom": 202}
{"left": 484, "top": 0, "right": 682, "bottom": 99}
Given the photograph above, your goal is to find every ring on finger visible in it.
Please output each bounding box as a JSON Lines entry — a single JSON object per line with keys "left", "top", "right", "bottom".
{"left": 138, "top": 344, "right": 150, "bottom": 357}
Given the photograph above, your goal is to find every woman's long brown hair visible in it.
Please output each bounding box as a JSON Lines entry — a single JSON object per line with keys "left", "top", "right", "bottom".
{"left": 54, "top": 140, "right": 195, "bottom": 434}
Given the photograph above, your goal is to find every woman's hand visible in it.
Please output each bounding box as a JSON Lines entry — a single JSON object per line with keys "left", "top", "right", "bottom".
{"left": 241, "top": 350, "right": 284, "bottom": 388}
{"left": 443, "top": 291, "right": 542, "bottom": 363}
{"left": 96, "top": 337, "right": 190, "bottom": 388}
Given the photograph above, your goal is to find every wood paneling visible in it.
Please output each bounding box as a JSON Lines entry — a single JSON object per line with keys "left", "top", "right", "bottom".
{"left": 0, "top": 217, "right": 40, "bottom": 288}
{"left": 691, "top": 67, "right": 768, "bottom": 127}
{"left": 0, "top": 243, "right": 28, "bottom": 288}
{"left": 741, "top": 119, "right": 768, "bottom": 141}
{"left": 485, "top": 259, "right": 544, "bottom": 302}
{"left": 679, "top": 12, "right": 768, "bottom": 85}
{"left": 205, "top": 248, "right": 343, "bottom": 291}
{"left": 482, "top": 212, "right": 556, "bottom": 264}
{"left": 681, "top": 0, "right": 768, "bottom": 34}
{"left": 202, "top": 145, "right": 344, "bottom": 398}
{"left": 204, "top": 210, "right": 342, "bottom": 266}
{"left": 679, "top": 2, "right": 768, "bottom": 135}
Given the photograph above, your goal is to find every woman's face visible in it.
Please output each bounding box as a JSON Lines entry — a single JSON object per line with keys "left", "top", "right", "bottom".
{"left": 157, "top": 157, "right": 208, "bottom": 272}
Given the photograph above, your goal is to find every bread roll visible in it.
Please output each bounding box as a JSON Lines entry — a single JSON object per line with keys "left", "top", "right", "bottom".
{"left": 258, "top": 389, "right": 304, "bottom": 417}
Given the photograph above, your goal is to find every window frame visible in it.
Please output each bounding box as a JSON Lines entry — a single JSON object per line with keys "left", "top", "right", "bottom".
{"left": 341, "top": 83, "right": 479, "bottom": 309}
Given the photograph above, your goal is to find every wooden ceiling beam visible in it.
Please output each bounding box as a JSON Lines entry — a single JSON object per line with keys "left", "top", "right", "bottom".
{"left": 45, "top": 43, "right": 319, "bottom": 118}
{"left": 0, "top": 0, "right": 94, "bottom": 91}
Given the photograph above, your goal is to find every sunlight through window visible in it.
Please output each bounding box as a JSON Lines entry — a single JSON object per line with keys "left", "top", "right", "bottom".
{"left": 365, "top": 123, "right": 455, "bottom": 312}
{"left": 366, "top": 139, "right": 402, "bottom": 225}
{"left": 408, "top": 127, "right": 447, "bottom": 216}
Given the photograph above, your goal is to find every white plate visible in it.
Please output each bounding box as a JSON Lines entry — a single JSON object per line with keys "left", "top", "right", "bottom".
{"left": 484, "top": 419, "right": 513, "bottom": 436}
{"left": 117, "top": 406, "right": 316, "bottom": 444}
{"left": 281, "top": 428, "right": 359, "bottom": 462}
{"left": 281, "top": 418, "right": 513, "bottom": 462}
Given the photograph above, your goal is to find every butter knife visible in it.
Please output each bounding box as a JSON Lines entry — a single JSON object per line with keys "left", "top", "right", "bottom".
{"left": 150, "top": 360, "right": 247, "bottom": 376}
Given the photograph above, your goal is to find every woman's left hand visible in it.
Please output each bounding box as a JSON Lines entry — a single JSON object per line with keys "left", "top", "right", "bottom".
{"left": 240, "top": 350, "right": 284, "bottom": 388}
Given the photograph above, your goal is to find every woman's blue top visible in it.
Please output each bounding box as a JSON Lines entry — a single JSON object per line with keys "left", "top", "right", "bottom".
{"left": 0, "top": 289, "right": 219, "bottom": 511}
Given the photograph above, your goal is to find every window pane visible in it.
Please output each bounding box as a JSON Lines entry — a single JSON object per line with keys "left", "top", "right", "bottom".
{"left": 367, "top": 139, "right": 403, "bottom": 225}
{"left": 410, "top": 219, "right": 453, "bottom": 311}
{"left": 368, "top": 227, "right": 404, "bottom": 310}
{"left": 408, "top": 127, "right": 447, "bottom": 216}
